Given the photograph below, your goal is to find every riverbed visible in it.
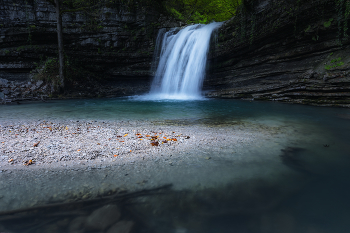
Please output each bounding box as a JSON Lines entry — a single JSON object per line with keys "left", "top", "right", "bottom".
{"left": 1, "top": 98, "right": 350, "bottom": 233}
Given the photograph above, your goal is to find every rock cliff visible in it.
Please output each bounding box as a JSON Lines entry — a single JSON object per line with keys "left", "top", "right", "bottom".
{"left": 0, "top": 0, "right": 179, "bottom": 102}
{"left": 206, "top": 0, "right": 350, "bottom": 107}
{"left": 1, "top": 0, "right": 350, "bottom": 107}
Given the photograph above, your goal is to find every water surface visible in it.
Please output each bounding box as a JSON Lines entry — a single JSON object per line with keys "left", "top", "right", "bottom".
{"left": 1, "top": 98, "right": 350, "bottom": 233}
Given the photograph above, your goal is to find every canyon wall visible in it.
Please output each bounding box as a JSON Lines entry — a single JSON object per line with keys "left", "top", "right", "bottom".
{"left": 0, "top": 0, "right": 179, "bottom": 102}
{"left": 206, "top": 0, "right": 350, "bottom": 107}
{"left": 1, "top": 0, "right": 350, "bottom": 107}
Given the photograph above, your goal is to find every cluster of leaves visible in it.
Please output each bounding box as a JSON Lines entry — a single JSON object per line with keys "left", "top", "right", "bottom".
{"left": 325, "top": 54, "right": 345, "bottom": 70}
{"left": 33, "top": 56, "right": 99, "bottom": 90}
{"left": 34, "top": 57, "right": 60, "bottom": 83}
{"left": 164, "top": 0, "right": 243, "bottom": 24}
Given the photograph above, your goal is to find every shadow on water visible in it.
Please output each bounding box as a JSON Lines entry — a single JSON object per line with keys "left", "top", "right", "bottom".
{"left": 1, "top": 166, "right": 350, "bottom": 233}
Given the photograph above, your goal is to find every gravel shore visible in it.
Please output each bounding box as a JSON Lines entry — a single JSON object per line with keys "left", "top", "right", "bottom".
{"left": 0, "top": 119, "right": 270, "bottom": 170}
{"left": 0, "top": 120, "right": 196, "bottom": 168}
{"left": 0, "top": 119, "right": 297, "bottom": 212}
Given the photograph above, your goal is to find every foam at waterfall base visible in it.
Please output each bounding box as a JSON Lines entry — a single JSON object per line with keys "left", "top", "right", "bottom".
{"left": 131, "top": 93, "right": 208, "bottom": 101}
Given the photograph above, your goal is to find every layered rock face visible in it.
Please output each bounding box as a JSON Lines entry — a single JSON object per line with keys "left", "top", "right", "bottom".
{"left": 0, "top": 0, "right": 179, "bottom": 102}
{"left": 1, "top": 0, "right": 349, "bottom": 107}
{"left": 206, "top": 0, "right": 350, "bottom": 107}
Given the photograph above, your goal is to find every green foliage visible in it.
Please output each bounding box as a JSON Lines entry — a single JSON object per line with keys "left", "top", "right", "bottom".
{"left": 325, "top": 57, "right": 345, "bottom": 70}
{"left": 170, "top": 8, "right": 184, "bottom": 21}
{"left": 165, "top": 0, "right": 242, "bottom": 24}
{"left": 304, "top": 25, "right": 311, "bottom": 32}
{"left": 34, "top": 56, "right": 87, "bottom": 82}
{"left": 323, "top": 18, "right": 333, "bottom": 28}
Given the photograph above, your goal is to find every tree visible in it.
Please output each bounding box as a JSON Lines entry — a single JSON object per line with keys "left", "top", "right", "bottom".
{"left": 45, "top": 0, "right": 65, "bottom": 93}
{"left": 54, "top": 0, "right": 65, "bottom": 93}
{"left": 44, "top": 0, "right": 106, "bottom": 93}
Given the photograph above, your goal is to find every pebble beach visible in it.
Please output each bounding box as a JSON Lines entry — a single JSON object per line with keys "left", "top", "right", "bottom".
{"left": 0, "top": 119, "right": 276, "bottom": 171}
{"left": 0, "top": 118, "right": 298, "bottom": 213}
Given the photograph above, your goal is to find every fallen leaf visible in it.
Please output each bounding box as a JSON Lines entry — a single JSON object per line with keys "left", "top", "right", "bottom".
{"left": 114, "top": 155, "right": 118, "bottom": 157}
{"left": 146, "top": 135, "right": 150, "bottom": 137}
{"left": 33, "top": 141, "right": 40, "bottom": 147}
{"left": 24, "top": 160, "right": 34, "bottom": 166}
{"left": 8, "top": 159, "right": 13, "bottom": 162}
{"left": 172, "top": 138, "right": 177, "bottom": 141}
{"left": 151, "top": 141, "right": 159, "bottom": 146}
{"left": 77, "top": 149, "right": 81, "bottom": 152}
{"left": 124, "top": 134, "right": 128, "bottom": 137}
{"left": 97, "top": 143, "right": 101, "bottom": 145}
{"left": 120, "top": 141, "right": 124, "bottom": 142}
{"left": 117, "top": 136, "right": 122, "bottom": 138}
{"left": 163, "top": 137, "right": 167, "bottom": 139}
{"left": 162, "top": 140, "right": 167, "bottom": 143}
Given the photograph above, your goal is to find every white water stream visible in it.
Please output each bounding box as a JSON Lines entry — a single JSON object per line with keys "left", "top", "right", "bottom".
{"left": 146, "top": 22, "right": 223, "bottom": 100}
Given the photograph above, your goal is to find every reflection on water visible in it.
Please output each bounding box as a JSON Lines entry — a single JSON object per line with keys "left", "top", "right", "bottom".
{"left": 0, "top": 98, "right": 350, "bottom": 232}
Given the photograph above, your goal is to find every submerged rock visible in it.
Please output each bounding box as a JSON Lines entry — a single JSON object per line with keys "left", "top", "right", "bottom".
{"left": 85, "top": 204, "right": 121, "bottom": 231}
{"left": 106, "top": 220, "right": 135, "bottom": 233}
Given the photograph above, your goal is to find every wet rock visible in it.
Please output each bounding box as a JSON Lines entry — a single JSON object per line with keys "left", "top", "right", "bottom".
{"left": 0, "top": 224, "right": 9, "bottom": 232}
{"left": 39, "top": 223, "right": 61, "bottom": 233}
{"left": 0, "top": 78, "right": 8, "bottom": 86}
{"left": 68, "top": 216, "right": 87, "bottom": 233}
{"left": 260, "top": 212, "right": 295, "bottom": 233}
{"left": 106, "top": 221, "right": 135, "bottom": 233}
{"left": 2, "top": 89, "right": 9, "bottom": 95}
{"left": 85, "top": 204, "right": 121, "bottom": 231}
{"left": 56, "top": 218, "right": 70, "bottom": 228}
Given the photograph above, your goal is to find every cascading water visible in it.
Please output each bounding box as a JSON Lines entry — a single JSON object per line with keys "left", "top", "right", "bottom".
{"left": 146, "top": 22, "right": 223, "bottom": 100}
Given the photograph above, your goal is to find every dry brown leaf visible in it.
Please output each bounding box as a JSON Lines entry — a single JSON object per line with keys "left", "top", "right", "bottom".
{"left": 151, "top": 141, "right": 159, "bottom": 146}
{"left": 24, "top": 160, "right": 34, "bottom": 166}
{"left": 33, "top": 141, "right": 40, "bottom": 147}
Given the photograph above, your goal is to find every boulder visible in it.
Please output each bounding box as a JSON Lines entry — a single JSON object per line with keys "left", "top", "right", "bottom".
{"left": 85, "top": 204, "right": 121, "bottom": 231}
{"left": 68, "top": 216, "right": 87, "bottom": 233}
{"left": 106, "top": 221, "right": 135, "bottom": 233}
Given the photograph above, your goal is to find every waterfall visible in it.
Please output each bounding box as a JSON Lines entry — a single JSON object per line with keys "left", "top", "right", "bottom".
{"left": 147, "top": 22, "right": 223, "bottom": 100}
